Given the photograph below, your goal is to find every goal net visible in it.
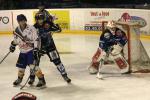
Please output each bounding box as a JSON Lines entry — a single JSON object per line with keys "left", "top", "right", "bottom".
{"left": 102, "top": 21, "right": 150, "bottom": 73}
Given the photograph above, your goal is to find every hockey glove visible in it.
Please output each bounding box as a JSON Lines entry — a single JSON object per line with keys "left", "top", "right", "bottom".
{"left": 33, "top": 48, "right": 39, "bottom": 61}
{"left": 9, "top": 41, "right": 16, "bottom": 53}
{"left": 55, "top": 24, "right": 62, "bottom": 32}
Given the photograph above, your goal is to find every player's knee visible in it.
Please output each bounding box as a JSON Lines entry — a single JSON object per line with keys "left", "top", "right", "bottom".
{"left": 53, "top": 58, "right": 61, "bottom": 65}
{"left": 29, "top": 64, "right": 40, "bottom": 71}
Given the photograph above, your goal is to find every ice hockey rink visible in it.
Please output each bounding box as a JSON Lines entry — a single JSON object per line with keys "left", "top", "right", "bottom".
{"left": 0, "top": 34, "right": 150, "bottom": 100}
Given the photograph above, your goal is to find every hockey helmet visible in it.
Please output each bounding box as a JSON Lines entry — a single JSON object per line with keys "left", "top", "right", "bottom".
{"left": 106, "top": 21, "right": 116, "bottom": 28}
{"left": 17, "top": 14, "right": 27, "bottom": 22}
{"left": 35, "top": 12, "right": 45, "bottom": 20}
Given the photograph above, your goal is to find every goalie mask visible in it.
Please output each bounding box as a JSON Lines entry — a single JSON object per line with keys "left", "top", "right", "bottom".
{"left": 107, "top": 21, "right": 117, "bottom": 34}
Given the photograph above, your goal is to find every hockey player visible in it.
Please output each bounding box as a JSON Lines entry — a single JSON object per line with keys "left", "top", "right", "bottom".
{"left": 9, "top": 14, "right": 46, "bottom": 88}
{"left": 28, "top": 12, "right": 71, "bottom": 85}
{"left": 88, "top": 21, "right": 128, "bottom": 75}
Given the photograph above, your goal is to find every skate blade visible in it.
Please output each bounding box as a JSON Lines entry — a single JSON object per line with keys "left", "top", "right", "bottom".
{"left": 36, "top": 85, "right": 47, "bottom": 90}
{"left": 29, "top": 84, "right": 35, "bottom": 87}
{"left": 96, "top": 73, "right": 104, "bottom": 80}
{"left": 13, "top": 84, "right": 22, "bottom": 87}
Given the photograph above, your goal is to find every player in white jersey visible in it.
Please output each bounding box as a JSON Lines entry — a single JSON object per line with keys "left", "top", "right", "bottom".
{"left": 9, "top": 14, "right": 46, "bottom": 88}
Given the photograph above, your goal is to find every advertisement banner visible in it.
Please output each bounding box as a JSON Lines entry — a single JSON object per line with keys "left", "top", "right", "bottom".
{"left": 0, "top": 11, "right": 12, "bottom": 33}
{"left": 84, "top": 9, "right": 110, "bottom": 31}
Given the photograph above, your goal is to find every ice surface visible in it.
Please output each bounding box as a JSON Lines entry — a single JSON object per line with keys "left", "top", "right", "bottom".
{"left": 0, "top": 34, "right": 150, "bottom": 100}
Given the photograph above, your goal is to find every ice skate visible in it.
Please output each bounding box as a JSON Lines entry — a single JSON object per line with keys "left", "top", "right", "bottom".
{"left": 13, "top": 77, "right": 23, "bottom": 86}
{"left": 36, "top": 77, "right": 46, "bottom": 89}
{"left": 28, "top": 75, "right": 35, "bottom": 86}
{"left": 62, "top": 74, "right": 71, "bottom": 83}
{"left": 96, "top": 72, "right": 103, "bottom": 79}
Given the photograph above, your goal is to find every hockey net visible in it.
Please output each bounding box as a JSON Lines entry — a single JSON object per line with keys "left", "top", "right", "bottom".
{"left": 102, "top": 21, "right": 150, "bottom": 73}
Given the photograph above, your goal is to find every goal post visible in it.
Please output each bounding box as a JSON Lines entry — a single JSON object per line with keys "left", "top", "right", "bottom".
{"left": 101, "top": 21, "right": 150, "bottom": 73}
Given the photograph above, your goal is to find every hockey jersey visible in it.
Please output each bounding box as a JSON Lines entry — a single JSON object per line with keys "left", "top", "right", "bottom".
{"left": 13, "top": 25, "right": 38, "bottom": 53}
{"left": 99, "top": 28, "right": 127, "bottom": 52}
{"left": 34, "top": 21, "right": 61, "bottom": 49}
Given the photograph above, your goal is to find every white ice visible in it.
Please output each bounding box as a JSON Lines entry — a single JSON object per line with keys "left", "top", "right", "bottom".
{"left": 0, "top": 34, "right": 150, "bottom": 100}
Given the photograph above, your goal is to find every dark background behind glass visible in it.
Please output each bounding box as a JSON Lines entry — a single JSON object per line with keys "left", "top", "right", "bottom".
{"left": 0, "top": 0, "right": 150, "bottom": 10}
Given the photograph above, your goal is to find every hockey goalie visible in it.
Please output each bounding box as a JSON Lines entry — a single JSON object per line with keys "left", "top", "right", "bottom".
{"left": 88, "top": 21, "right": 129, "bottom": 78}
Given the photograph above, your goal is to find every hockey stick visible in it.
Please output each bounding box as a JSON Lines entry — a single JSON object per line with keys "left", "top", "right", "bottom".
{"left": 96, "top": 59, "right": 104, "bottom": 79}
{"left": 0, "top": 51, "right": 11, "bottom": 64}
{"left": 13, "top": 32, "right": 33, "bottom": 47}
{"left": 20, "top": 60, "right": 39, "bottom": 90}
{"left": 96, "top": 47, "right": 113, "bottom": 79}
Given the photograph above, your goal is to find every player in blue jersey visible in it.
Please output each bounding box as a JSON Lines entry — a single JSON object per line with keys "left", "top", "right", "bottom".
{"left": 28, "top": 12, "right": 71, "bottom": 85}
{"left": 88, "top": 21, "right": 128, "bottom": 75}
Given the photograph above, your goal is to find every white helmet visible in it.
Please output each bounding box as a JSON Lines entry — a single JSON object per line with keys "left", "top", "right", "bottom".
{"left": 106, "top": 21, "right": 116, "bottom": 28}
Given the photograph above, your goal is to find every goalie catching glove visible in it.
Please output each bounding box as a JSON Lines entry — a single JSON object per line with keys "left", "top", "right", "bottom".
{"left": 111, "top": 43, "right": 123, "bottom": 56}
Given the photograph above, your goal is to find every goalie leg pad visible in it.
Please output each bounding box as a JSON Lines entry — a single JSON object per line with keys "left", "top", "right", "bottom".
{"left": 92, "top": 48, "right": 101, "bottom": 63}
{"left": 88, "top": 62, "right": 99, "bottom": 74}
{"left": 112, "top": 54, "right": 129, "bottom": 73}
{"left": 89, "top": 49, "right": 108, "bottom": 74}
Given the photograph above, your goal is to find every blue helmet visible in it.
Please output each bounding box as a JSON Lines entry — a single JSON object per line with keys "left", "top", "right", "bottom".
{"left": 17, "top": 14, "right": 27, "bottom": 22}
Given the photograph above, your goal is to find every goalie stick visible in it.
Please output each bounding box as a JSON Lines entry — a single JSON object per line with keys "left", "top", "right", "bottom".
{"left": 97, "top": 59, "right": 104, "bottom": 79}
